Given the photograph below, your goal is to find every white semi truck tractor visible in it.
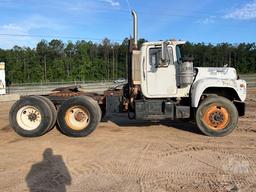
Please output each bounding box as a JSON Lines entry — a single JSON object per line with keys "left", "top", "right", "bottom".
{"left": 9, "top": 11, "right": 246, "bottom": 137}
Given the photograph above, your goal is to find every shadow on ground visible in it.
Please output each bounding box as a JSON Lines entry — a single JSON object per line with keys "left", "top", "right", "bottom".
{"left": 103, "top": 113, "right": 204, "bottom": 136}
{"left": 26, "top": 148, "right": 71, "bottom": 192}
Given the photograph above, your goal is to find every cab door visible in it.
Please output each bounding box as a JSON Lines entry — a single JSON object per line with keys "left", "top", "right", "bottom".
{"left": 146, "top": 46, "right": 177, "bottom": 97}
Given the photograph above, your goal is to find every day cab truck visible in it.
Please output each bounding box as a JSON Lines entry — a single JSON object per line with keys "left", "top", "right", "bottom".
{"left": 9, "top": 11, "right": 246, "bottom": 137}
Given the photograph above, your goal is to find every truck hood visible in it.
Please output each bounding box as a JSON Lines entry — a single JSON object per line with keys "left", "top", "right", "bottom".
{"left": 194, "top": 67, "right": 238, "bottom": 82}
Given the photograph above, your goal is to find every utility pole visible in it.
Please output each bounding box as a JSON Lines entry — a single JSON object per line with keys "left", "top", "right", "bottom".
{"left": 44, "top": 55, "right": 47, "bottom": 82}
{"left": 125, "top": 51, "right": 128, "bottom": 78}
{"left": 67, "top": 51, "right": 71, "bottom": 78}
{"left": 116, "top": 47, "right": 118, "bottom": 78}
{"left": 112, "top": 46, "right": 115, "bottom": 80}
{"left": 107, "top": 51, "right": 109, "bottom": 81}
{"left": 229, "top": 50, "right": 231, "bottom": 67}
{"left": 23, "top": 58, "right": 26, "bottom": 83}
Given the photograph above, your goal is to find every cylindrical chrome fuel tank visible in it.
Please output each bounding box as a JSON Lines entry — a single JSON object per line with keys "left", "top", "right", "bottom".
{"left": 180, "top": 60, "right": 194, "bottom": 87}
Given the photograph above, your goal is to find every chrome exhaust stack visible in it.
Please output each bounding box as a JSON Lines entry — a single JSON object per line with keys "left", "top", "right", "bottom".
{"left": 131, "top": 10, "right": 138, "bottom": 48}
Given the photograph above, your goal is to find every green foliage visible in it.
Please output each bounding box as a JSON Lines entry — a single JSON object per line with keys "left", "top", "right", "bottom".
{"left": 0, "top": 38, "right": 130, "bottom": 83}
{"left": 0, "top": 39, "right": 255, "bottom": 83}
{"left": 182, "top": 42, "right": 256, "bottom": 73}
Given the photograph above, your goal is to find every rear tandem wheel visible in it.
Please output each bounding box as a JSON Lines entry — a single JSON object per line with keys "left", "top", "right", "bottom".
{"left": 9, "top": 96, "right": 53, "bottom": 137}
{"left": 33, "top": 95, "right": 57, "bottom": 132}
{"left": 57, "top": 96, "right": 101, "bottom": 137}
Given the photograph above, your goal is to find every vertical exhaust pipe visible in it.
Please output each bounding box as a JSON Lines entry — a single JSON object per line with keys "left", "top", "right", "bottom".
{"left": 131, "top": 10, "right": 138, "bottom": 49}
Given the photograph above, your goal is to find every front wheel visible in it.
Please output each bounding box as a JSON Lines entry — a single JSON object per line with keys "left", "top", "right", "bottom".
{"left": 196, "top": 96, "right": 238, "bottom": 137}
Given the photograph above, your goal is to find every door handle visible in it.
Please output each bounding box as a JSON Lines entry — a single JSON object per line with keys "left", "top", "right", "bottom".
{"left": 142, "top": 57, "right": 146, "bottom": 80}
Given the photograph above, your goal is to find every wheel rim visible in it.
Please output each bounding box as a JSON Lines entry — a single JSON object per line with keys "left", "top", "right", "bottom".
{"left": 64, "top": 106, "right": 90, "bottom": 131}
{"left": 16, "top": 106, "right": 42, "bottom": 131}
{"left": 203, "top": 104, "right": 230, "bottom": 130}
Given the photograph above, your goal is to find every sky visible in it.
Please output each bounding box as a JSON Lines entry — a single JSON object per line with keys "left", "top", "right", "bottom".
{"left": 0, "top": 0, "right": 255, "bottom": 49}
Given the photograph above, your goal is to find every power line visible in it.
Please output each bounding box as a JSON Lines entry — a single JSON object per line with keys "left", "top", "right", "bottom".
{"left": 0, "top": 0, "right": 227, "bottom": 19}
{"left": 0, "top": 33, "right": 123, "bottom": 42}
{"left": 0, "top": 1, "right": 253, "bottom": 23}
{"left": 133, "top": 6, "right": 223, "bottom": 17}
{"left": 125, "top": 0, "right": 132, "bottom": 12}
{"left": 0, "top": 0, "right": 224, "bottom": 17}
{"left": 0, "top": 33, "right": 254, "bottom": 45}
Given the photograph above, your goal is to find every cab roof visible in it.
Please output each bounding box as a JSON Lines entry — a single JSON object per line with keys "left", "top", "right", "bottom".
{"left": 142, "top": 40, "right": 186, "bottom": 47}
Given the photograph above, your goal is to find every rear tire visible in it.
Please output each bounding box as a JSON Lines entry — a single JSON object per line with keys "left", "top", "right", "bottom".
{"left": 196, "top": 96, "right": 238, "bottom": 137}
{"left": 57, "top": 96, "right": 101, "bottom": 137}
{"left": 33, "top": 96, "right": 57, "bottom": 131}
{"left": 9, "top": 96, "right": 52, "bottom": 137}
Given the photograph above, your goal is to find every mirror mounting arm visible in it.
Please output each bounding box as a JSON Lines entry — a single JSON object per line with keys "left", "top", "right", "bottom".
{"left": 158, "top": 41, "right": 169, "bottom": 68}
{"left": 161, "top": 41, "right": 168, "bottom": 61}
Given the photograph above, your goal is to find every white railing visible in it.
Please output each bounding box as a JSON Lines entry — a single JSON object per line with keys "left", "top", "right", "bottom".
{"left": 240, "top": 74, "right": 256, "bottom": 88}
{"left": 5, "top": 74, "right": 256, "bottom": 96}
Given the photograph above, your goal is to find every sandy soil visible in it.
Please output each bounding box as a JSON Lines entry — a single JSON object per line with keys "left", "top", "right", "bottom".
{"left": 0, "top": 89, "right": 256, "bottom": 192}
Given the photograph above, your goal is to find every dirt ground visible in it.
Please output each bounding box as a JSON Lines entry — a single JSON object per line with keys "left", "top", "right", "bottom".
{"left": 0, "top": 89, "right": 256, "bottom": 192}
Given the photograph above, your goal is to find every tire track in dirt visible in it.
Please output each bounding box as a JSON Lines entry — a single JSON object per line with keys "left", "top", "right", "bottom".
{"left": 98, "top": 141, "right": 256, "bottom": 191}
{"left": 143, "top": 142, "right": 256, "bottom": 162}
{"left": 70, "top": 160, "right": 195, "bottom": 184}
{"left": 236, "top": 126, "right": 256, "bottom": 133}
{"left": 157, "top": 144, "right": 210, "bottom": 158}
{"left": 69, "top": 157, "right": 255, "bottom": 191}
{"left": 139, "top": 171, "right": 254, "bottom": 192}
{"left": 70, "top": 160, "right": 105, "bottom": 177}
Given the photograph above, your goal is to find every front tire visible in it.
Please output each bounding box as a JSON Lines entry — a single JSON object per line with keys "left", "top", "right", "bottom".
{"left": 57, "top": 96, "right": 101, "bottom": 137}
{"left": 196, "top": 96, "right": 238, "bottom": 137}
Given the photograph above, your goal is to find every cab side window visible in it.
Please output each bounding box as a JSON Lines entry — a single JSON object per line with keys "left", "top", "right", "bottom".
{"left": 149, "top": 48, "right": 161, "bottom": 68}
{"left": 149, "top": 47, "right": 174, "bottom": 70}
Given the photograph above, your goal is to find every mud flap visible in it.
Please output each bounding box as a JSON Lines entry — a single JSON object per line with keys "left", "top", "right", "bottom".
{"left": 233, "top": 100, "right": 245, "bottom": 116}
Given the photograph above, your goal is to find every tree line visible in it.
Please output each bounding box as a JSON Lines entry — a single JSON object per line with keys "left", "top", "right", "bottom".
{"left": 0, "top": 38, "right": 255, "bottom": 84}
{"left": 182, "top": 42, "right": 256, "bottom": 73}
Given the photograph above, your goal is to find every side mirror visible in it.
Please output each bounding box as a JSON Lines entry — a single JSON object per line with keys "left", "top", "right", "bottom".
{"left": 158, "top": 41, "right": 169, "bottom": 67}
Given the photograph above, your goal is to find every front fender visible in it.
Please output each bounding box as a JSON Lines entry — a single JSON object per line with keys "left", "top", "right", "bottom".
{"left": 191, "top": 78, "right": 246, "bottom": 107}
